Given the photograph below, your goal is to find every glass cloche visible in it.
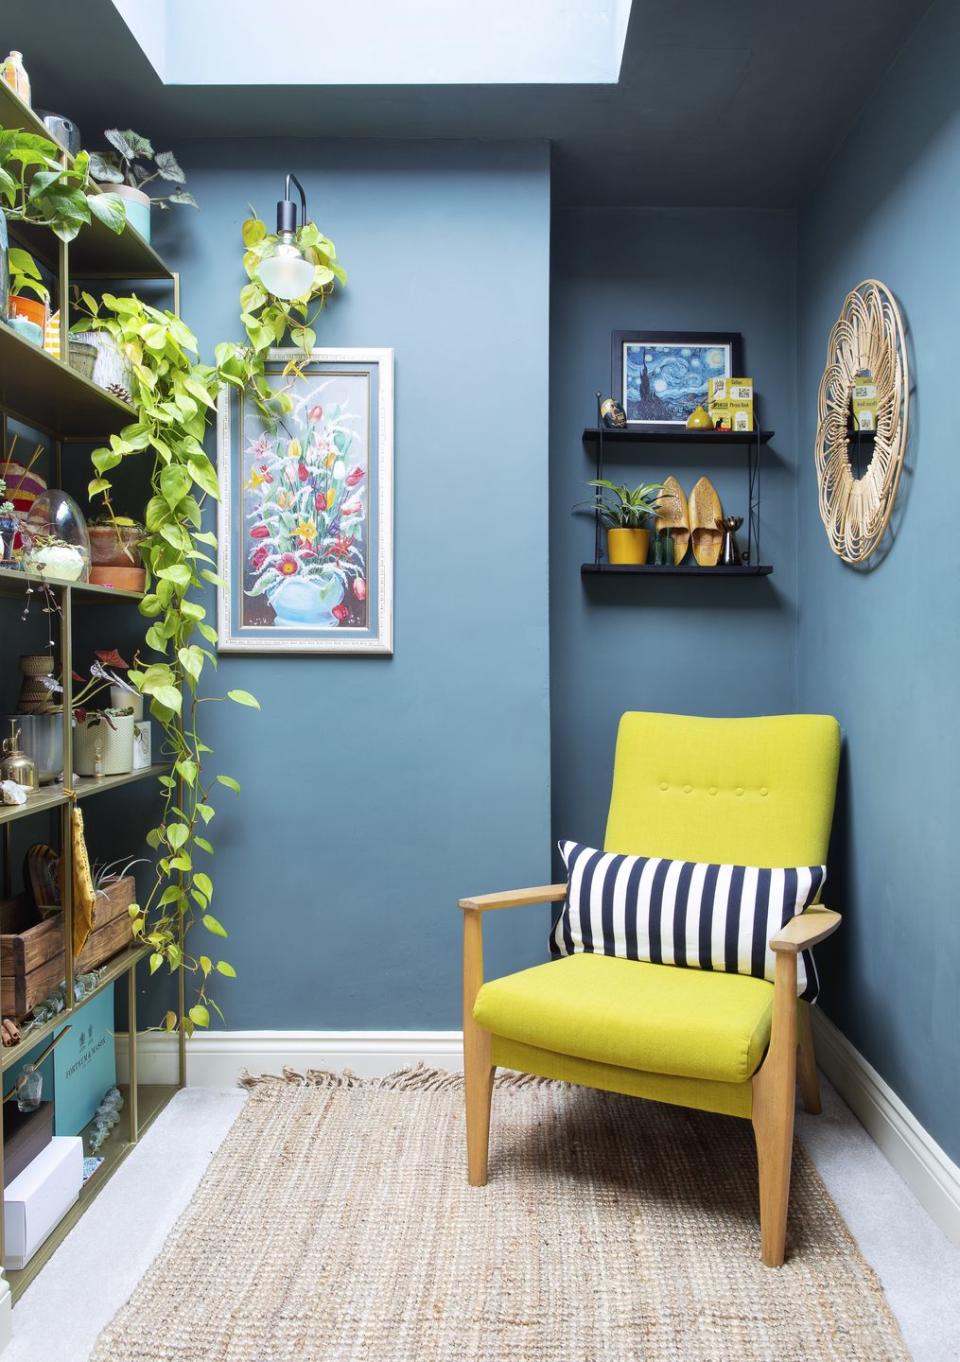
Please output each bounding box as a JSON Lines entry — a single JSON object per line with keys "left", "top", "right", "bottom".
{"left": 22, "top": 490, "right": 91, "bottom": 581}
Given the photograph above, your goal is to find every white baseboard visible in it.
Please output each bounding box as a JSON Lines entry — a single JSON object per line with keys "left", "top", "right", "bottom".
{"left": 115, "top": 1030, "right": 465, "bottom": 1088}
{"left": 812, "top": 1010, "right": 960, "bottom": 1246}
{"left": 115, "top": 1018, "right": 960, "bottom": 1248}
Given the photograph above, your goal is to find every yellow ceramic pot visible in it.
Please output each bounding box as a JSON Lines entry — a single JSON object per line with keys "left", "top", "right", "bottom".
{"left": 607, "top": 528, "right": 650, "bottom": 564}
{"left": 686, "top": 403, "right": 714, "bottom": 430}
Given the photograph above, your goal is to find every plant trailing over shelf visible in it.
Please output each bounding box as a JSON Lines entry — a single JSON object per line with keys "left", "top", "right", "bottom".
{"left": 579, "top": 478, "right": 668, "bottom": 528}
{"left": 0, "top": 126, "right": 126, "bottom": 239}
{"left": 88, "top": 128, "right": 198, "bottom": 211}
{"left": 79, "top": 292, "right": 258, "bottom": 1036}
{"left": 215, "top": 213, "right": 346, "bottom": 424}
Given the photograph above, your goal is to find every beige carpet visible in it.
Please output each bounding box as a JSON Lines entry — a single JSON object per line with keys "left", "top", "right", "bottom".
{"left": 91, "top": 1067, "right": 910, "bottom": 1362}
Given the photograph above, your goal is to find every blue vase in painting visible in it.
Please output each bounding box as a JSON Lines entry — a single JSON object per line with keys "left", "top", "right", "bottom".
{"left": 269, "top": 573, "right": 345, "bottom": 628}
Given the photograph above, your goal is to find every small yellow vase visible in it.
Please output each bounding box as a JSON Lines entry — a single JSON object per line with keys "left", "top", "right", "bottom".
{"left": 686, "top": 403, "right": 714, "bottom": 430}
{"left": 607, "top": 528, "right": 650, "bottom": 564}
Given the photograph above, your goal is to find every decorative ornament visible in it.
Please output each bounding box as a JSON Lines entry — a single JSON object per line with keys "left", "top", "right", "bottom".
{"left": 685, "top": 403, "right": 713, "bottom": 430}
{"left": 815, "top": 279, "right": 909, "bottom": 563}
{"left": 599, "top": 397, "right": 627, "bottom": 429}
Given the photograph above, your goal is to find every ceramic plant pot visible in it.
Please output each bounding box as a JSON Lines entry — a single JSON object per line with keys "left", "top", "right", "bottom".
{"left": 69, "top": 331, "right": 135, "bottom": 402}
{"left": 88, "top": 523, "right": 143, "bottom": 567}
{"left": 73, "top": 711, "right": 135, "bottom": 776}
{"left": 607, "top": 528, "right": 650, "bottom": 565}
{"left": 7, "top": 295, "right": 46, "bottom": 329}
{"left": 269, "top": 573, "right": 346, "bottom": 627}
{"left": 109, "top": 687, "right": 143, "bottom": 720}
{"left": 111, "top": 184, "right": 151, "bottom": 242}
{"left": 67, "top": 341, "right": 98, "bottom": 382}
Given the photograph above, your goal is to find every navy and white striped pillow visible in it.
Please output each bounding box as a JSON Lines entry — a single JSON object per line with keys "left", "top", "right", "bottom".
{"left": 551, "top": 841, "right": 825, "bottom": 1001}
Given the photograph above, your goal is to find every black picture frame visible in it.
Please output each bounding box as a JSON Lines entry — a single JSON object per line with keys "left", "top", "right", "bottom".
{"left": 611, "top": 330, "right": 744, "bottom": 430}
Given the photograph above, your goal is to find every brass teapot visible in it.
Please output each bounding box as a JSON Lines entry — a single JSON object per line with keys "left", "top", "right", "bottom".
{"left": 1, "top": 720, "right": 39, "bottom": 789}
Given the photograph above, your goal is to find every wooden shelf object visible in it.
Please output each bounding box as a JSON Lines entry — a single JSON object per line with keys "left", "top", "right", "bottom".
{"left": 0, "top": 320, "right": 136, "bottom": 439}
{"left": 0, "top": 564, "right": 144, "bottom": 601}
{"left": 0, "top": 764, "right": 169, "bottom": 828}
{"left": 0, "top": 81, "right": 174, "bottom": 282}
{"left": 0, "top": 76, "right": 186, "bottom": 1284}
{"left": 582, "top": 427, "right": 774, "bottom": 446}
{"left": 581, "top": 563, "right": 773, "bottom": 577}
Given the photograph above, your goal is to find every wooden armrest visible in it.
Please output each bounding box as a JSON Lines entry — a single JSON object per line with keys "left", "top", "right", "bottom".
{"left": 458, "top": 884, "right": 567, "bottom": 913}
{"left": 769, "top": 906, "right": 841, "bottom": 954}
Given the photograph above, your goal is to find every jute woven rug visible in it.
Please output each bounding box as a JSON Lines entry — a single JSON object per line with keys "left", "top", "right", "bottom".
{"left": 91, "top": 1067, "right": 910, "bottom": 1362}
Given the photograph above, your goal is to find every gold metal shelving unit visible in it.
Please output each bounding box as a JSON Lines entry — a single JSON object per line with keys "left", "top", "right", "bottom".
{"left": 1, "top": 78, "right": 185, "bottom": 1302}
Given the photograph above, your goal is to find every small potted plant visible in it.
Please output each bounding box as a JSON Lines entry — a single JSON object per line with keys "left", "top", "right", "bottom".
{"left": 88, "top": 129, "right": 197, "bottom": 243}
{"left": 88, "top": 515, "right": 145, "bottom": 590}
{"left": 580, "top": 479, "right": 667, "bottom": 564}
{"left": 5, "top": 247, "right": 49, "bottom": 345}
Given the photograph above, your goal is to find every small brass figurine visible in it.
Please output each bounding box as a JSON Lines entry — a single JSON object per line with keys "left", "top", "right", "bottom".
{"left": 717, "top": 515, "right": 744, "bottom": 566}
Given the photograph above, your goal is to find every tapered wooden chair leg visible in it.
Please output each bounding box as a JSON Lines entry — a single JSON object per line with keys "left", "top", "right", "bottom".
{"left": 796, "top": 1001, "right": 822, "bottom": 1114}
{"left": 751, "top": 951, "right": 798, "bottom": 1267}
{"left": 462, "top": 906, "right": 494, "bottom": 1185}
{"left": 464, "top": 1029, "right": 494, "bottom": 1186}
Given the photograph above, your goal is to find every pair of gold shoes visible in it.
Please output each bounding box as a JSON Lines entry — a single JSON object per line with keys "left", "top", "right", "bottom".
{"left": 655, "top": 475, "right": 724, "bottom": 566}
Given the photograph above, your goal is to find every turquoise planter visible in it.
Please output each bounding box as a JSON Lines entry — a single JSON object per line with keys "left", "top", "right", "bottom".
{"left": 114, "top": 186, "right": 151, "bottom": 243}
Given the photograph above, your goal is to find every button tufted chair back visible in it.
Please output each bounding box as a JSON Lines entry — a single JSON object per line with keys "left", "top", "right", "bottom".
{"left": 604, "top": 712, "right": 841, "bottom": 868}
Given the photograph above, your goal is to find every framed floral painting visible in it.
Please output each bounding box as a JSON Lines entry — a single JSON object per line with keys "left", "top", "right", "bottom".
{"left": 217, "top": 348, "right": 393, "bottom": 654}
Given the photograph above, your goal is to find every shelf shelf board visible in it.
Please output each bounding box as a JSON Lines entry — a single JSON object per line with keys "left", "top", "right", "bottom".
{"left": 7, "top": 1082, "right": 177, "bottom": 1300}
{"left": 583, "top": 427, "right": 774, "bottom": 446}
{"left": 0, "top": 764, "right": 167, "bottom": 828}
{"left": 0, "top": 321, "right": 136, "bottom": 438}
{"left": 0, "top": 82, "right": 174, "bottom": 282}
{"left": 1, "top": 945, "right": 150, "bottom": 1074}
{"left": 0, "top": 565, "right": 144, "bottom": 602}
{"left": 581, "top": 563, "right": 773, "bottom": 577}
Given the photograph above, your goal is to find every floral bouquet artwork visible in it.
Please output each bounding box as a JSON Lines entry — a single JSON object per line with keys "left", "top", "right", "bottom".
{"left": 242, "top": 382, "right": 367, "bottom": 630}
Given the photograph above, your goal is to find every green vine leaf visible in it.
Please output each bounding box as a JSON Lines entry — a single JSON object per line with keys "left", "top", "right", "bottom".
{"left": 227, "top": 689, "right": 260, "bottom": 709}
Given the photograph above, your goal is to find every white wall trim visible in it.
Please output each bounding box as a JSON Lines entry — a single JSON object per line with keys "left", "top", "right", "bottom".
{"left": 813, "top": 1010, "right": 960, "bottom": 1246}
{"left": 116, "top": 1030, "right": 465, "bottom": 1088}
{"left": 116, "top": 1019, "right": 960, "bottom": 1248}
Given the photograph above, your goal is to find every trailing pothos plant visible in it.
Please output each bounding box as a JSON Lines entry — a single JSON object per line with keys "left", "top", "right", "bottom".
{"left": 216, "top": 213, "right": 346, "bottom": 423}
{"left": 79, "top": 291, "right": 259, "bottom": 1036}
{"left": 78, "top": 210, "right": 344, "bottom": 1034}
{"left": 0, "top": 126, "right": 126, "bottom": 303}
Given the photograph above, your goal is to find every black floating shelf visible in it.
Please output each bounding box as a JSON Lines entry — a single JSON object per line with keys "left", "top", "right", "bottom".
{"left": 583, "top": 427, "right": 774, "bottom": 446}
{"left": 581, "top": 563, "right": 773, "bottom": 577}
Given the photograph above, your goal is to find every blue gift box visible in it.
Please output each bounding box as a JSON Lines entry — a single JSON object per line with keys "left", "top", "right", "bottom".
{"left": 52, "top": 987, "right": 117, "bottom": 1137}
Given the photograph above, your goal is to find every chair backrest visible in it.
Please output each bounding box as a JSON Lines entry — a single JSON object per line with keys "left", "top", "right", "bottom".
{"left": 605, "top": 712, "right": 840, "bottom": 867}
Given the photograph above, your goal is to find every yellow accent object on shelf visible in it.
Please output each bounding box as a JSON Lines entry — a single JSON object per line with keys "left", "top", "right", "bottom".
{"left": 852, "top": 372, "right": 878, "bottom": 431}
{"left": 44, "top": 311, "right": 61, "bottom": 361}
{"left": 70, "top": 807, "right": 97, "bottom": 957}
{"left": 685, "top": 403, "right": 713, "bottom": 430}
{"left": 708, "top": 376, "right": 754, "bottom": 431}
{"left": 1, "top": 51, "right": 31, "bottom": 106}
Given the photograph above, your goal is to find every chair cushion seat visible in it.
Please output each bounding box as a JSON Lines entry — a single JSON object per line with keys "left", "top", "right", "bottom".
{"left": 473, "top": 954, "right": 774, "bottom": 1084}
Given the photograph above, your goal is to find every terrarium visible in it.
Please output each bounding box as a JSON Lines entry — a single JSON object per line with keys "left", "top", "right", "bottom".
{"left": 22, "top": 489, "right": 91, "bottom": 581}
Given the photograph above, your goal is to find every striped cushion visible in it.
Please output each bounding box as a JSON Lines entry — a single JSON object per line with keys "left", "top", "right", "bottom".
{"left": 551, "top": 841, "right": 825, "bottom": 1001}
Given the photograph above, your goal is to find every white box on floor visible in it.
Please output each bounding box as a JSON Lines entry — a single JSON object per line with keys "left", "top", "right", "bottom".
{"left": 3, "top": 1135, "right": 82, "bottom": 1269}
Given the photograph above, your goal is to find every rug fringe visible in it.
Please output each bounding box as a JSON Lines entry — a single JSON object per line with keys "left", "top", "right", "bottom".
{"left": 239, "top": 1061, "right": 561, "bottom": 1093}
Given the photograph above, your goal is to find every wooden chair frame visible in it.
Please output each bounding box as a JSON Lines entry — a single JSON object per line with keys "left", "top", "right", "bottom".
{"left": 459, "top": 887, "right": 840, "bottom": 1267}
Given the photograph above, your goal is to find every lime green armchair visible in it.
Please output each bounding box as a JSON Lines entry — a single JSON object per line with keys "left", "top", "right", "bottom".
{"left": 459, "top": 712, "right": 841, "bottom": 1267}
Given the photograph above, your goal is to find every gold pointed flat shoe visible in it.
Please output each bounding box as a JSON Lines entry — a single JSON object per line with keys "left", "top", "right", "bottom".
{"left": 655, "top": 476, "right": 690, "bottom": 564}
{"left": 689, "top": 476, "right": 724, "bottom": 566}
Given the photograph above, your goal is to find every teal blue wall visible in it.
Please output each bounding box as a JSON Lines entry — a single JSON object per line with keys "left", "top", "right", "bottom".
{"left": 550, "top": 208, "right": 799, "bottom": 850}
{"left": 157, "top": 141, "right": 552, "bottom": 1028}
{"left": 796, "top": 0, "right": 960, "bottom": 1162}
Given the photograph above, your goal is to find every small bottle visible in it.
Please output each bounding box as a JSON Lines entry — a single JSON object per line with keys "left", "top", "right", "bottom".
{"left": 1, "top": 52, "right": 31, "bottom": 107}
{"left": 16, "top": 1063, "right": 43, "bottom": 1112}
{"left": 93, "top": 739, "right": 103, "bottom": 781}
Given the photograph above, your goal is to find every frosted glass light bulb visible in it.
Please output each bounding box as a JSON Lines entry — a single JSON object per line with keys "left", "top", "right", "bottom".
{"left": 258, "top": 239, "right": 315, "bottom": 301}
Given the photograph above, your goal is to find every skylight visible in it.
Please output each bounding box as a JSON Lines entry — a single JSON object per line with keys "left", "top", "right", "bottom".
{"left": 111, "top": 0, "right": 632, "bottom": 86}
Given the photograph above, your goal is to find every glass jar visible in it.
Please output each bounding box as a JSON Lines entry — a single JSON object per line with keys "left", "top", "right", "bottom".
{"left": 16, "top": 1064, "right": 43, "bottom": 1113}
{"left": 22, "top": 490, "right": 91, "bottom": 581}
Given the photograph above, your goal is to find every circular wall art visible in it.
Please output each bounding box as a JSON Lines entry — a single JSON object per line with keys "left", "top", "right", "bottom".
{"left": 815, "top": 279, "right": 909, "bottom": 563}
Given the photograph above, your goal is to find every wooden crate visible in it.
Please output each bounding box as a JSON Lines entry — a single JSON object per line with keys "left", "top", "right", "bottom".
{"left": 1, "top": 877, "right": 136, "bottom": 1019}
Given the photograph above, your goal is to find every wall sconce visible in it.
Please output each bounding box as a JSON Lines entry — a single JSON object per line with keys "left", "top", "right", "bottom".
{"left": 257, "top": 172, "right": 315, "bottom": 301}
